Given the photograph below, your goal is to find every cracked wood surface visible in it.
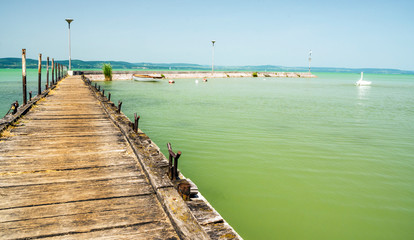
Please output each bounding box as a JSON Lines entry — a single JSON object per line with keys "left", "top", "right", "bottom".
{"left": 0, "top": 76, "right": 179, "bottom": 239}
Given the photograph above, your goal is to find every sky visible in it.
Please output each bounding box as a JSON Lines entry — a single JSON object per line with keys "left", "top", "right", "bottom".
{"left": 0, "top": 0, "right": 413, "bottom": 70}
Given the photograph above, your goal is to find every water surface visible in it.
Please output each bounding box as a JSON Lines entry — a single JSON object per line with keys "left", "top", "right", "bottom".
{"left": 1, "top": 70, "right": 414, "bottom": 239}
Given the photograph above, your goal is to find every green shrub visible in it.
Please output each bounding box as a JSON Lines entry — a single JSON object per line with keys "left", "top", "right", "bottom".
{"left": 102, "top": 63, "right": 112, "bottom": 81}
{"left": 161, "top": 74, "right": 165, "bottom": 78}
{"left": 252, "top": 72, "right": 258, "bottom": 77}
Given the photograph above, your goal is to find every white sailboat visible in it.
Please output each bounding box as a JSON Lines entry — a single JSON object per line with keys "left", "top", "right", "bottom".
{"left": 355, "top": 72, "right": 371, "bottom": 86}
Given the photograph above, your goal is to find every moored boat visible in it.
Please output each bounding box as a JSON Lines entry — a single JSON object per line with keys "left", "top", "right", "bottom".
{"left": 133, "top": 74, "right": 162, "bottom": 82}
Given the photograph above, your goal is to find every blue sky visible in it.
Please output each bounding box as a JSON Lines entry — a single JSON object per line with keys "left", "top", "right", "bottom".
{"left": 1, "top": 0, "right": 413, "bottom": 70}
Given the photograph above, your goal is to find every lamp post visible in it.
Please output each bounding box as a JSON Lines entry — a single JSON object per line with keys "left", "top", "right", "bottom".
{"left": 308, "top": 49, "right": 312, "bottom": 73}
{"left": 211, "top": 40, "right": 216, "bottom": 76}
{"left": 65, "top": 18, "right": 73, "bottom": 74}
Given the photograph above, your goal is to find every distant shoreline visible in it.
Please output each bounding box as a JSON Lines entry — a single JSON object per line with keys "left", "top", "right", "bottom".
{"left": 82, "top": 71, "right": 317, "bottom": 81}
{"left": 2, "top": 58, "right": 412, "bottom": 74}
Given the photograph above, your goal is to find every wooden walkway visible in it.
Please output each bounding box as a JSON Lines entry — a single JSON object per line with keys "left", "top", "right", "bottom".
{"left": 0, "top": 76, "right": 180, "bottom": 239}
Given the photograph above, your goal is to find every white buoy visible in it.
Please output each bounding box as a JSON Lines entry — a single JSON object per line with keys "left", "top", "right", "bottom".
{"left": 195, "top": 80, "right": 199, "bottom": 84}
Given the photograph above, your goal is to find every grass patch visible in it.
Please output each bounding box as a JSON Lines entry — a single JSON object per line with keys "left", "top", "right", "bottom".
{"left": 102, "top": 63, "right": 113, "bottom": 81}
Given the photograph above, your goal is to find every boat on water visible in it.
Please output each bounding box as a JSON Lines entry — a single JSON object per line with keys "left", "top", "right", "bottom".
{"left": 133, "top": 74, "right": 163, "bottom": 82}
{"left": 355, "top": 72, "right": 372, "bottom": 86}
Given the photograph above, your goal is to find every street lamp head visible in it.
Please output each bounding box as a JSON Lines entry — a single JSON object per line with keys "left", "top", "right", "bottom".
{"left": 212, "top": 40, "right": 216, "bottom": 46}
{"left": 65, "top": 18, "right": 74, "bottom": 24}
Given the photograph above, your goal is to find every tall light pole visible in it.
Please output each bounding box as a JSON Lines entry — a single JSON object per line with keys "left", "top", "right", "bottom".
{"left": 308, "top": 49, "right": 312, "bottom": 73}
{"left": 65, "top": 18, "right": 73, "bottom": 74}
{"left": 211, "top": 40, "right": 216, "bottom": 76}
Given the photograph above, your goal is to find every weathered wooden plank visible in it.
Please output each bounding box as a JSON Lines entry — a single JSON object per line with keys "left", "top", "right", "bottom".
{"left": 0, "top": 195, "right": 161, "bottom": 223}
{"left": 0, "top": 148, "right": 130, "bottom": 160}
{"left": 186, "top": 200, "right": 223, "bottom": 225}
{"left": 0, "top": 154, "right": 136, "bottom": 174}
{"left": 186, "top": 200, "right": 242, "bottom": 240}
{"left": 0, "top": 164, "right": 143, "bottom": 187}
{"left": 202, "top": 222, "right": 240, "bottom": 240}
{"left": 7, "top": 130, "right": 124, "bottom": 137}
{"left": 0, "top": 136, "right": 126, "bottom": 146}
{"left": 0, "top": 144, "right": 130, "bottom": 154}
{"left": 0, "top": 176, "right": 152, "bottom": 209}
{"left": 0, "top": 204, "right": 174, "bottom": 239}
{"left": 156, "top": 187, "right": 211, "bottom": 240}
{"left": 45, "top": 221, "right": 179, "bottom": 240}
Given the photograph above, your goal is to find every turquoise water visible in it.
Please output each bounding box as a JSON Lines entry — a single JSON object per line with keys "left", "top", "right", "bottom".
{"left": 0, "top": 69, "right": 52, "bottom": 115}
{"left": 1, "top": 70, "right": 414, "bottom": 239}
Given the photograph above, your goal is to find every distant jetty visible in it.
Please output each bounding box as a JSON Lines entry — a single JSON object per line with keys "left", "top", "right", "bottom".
{"left": 80, "top": 71, "right": 317, "bottom": 81}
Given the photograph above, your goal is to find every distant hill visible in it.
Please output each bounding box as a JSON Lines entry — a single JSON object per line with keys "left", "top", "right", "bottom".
{"left": 1, "top": 58, "right": 413, "bottom": 74}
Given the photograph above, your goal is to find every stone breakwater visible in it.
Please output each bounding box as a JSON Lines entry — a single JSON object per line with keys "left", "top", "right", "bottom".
{"left": 82, "top": 71, "right": 317, "bottom": 81}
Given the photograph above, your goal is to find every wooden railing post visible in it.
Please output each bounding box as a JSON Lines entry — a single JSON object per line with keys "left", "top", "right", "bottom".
{"left": 46, "top": 57, "right": 49, "bottom": 89}
{"left": 51, "top": 58, "right": 55, "bottom": 85}
{"left": 22, "top": 49, "right": 27, "bottom": 105}
{"left": 55, "top": 62, "right": 57, "bottom": 83}
{"left": 58, "top": 63, "right": 60, "bottom": 81}
{"left": 38, "top": 53, "right": 42, "bottom": 95}
{"left": 134, "top": 113, "right": 140, "bottom": 133}
{"left": 12, "top": 101, "right": 19, "bottom": 115}
{"left": 108, "top": 92, "right": 111, "bottom": 102}
{"left": 173, "top": 151, "right": 182, "bottom": 180}
{"left": 167, "top": 143, "right": 182, "bottom": 180}
{"left": 167, "top": 143, "right": 173, "bottom": 179}
{"left": 117, "top": 101, "right": 122, "bottom": 113}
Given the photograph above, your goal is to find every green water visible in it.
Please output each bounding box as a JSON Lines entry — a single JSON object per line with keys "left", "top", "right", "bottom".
{"left": 0, "top": 69, "right": 53, "bottom": 115}
{"left": 1, "top": 70, "right": 414, "bottom": 239}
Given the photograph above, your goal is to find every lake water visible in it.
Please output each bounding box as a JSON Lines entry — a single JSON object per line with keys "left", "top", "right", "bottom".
{"left": 1, "top": 70, "right": 414, "bottom": 239}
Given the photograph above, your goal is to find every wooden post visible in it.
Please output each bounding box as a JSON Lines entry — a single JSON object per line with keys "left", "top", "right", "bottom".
{"left": 38, "top": 54, "right": 42, "bottom": 95}
{"left": 117, "top": 101, "right": 122, "bottom": 113}
{"left": 167, "top": 143, "right": 173, "bottom": 179}
{"left": 22, "top": 49, "right": 27, "bottom": 105}
{"left": 29, "top": 91, "right": 32, "bottom": 101}
{"left": 58, "top": 64, "right": 60, "bottom": 81}
{"left": 102, "top": 89, "right": 105, "bottom": 96}
{"left": 12, "top": 101, "right": 19, "bottom": 114}
{"left": 55, "top": 62, "right": 57, "bottom": 83}
{"left": 46, "top": 57, "right": 49, "bottom": 89}
{"left": 167, "top": 143, "right": 182, "bottom": 180}
{"left": 51, "top": 58, "right": 54, "bottom": 85}
{"left": 173, "top": 151, "right": 182, "bottom": 180}
{"left": 108, "top": 92, "right": 111, "bottom": 102}
{"left": 134, "top": 113, "right": 140, "bottom": 133}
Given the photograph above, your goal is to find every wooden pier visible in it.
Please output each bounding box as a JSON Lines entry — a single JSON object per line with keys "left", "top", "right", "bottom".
{"left": 0, "top": 75, "right": 240, "bottom": 239}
